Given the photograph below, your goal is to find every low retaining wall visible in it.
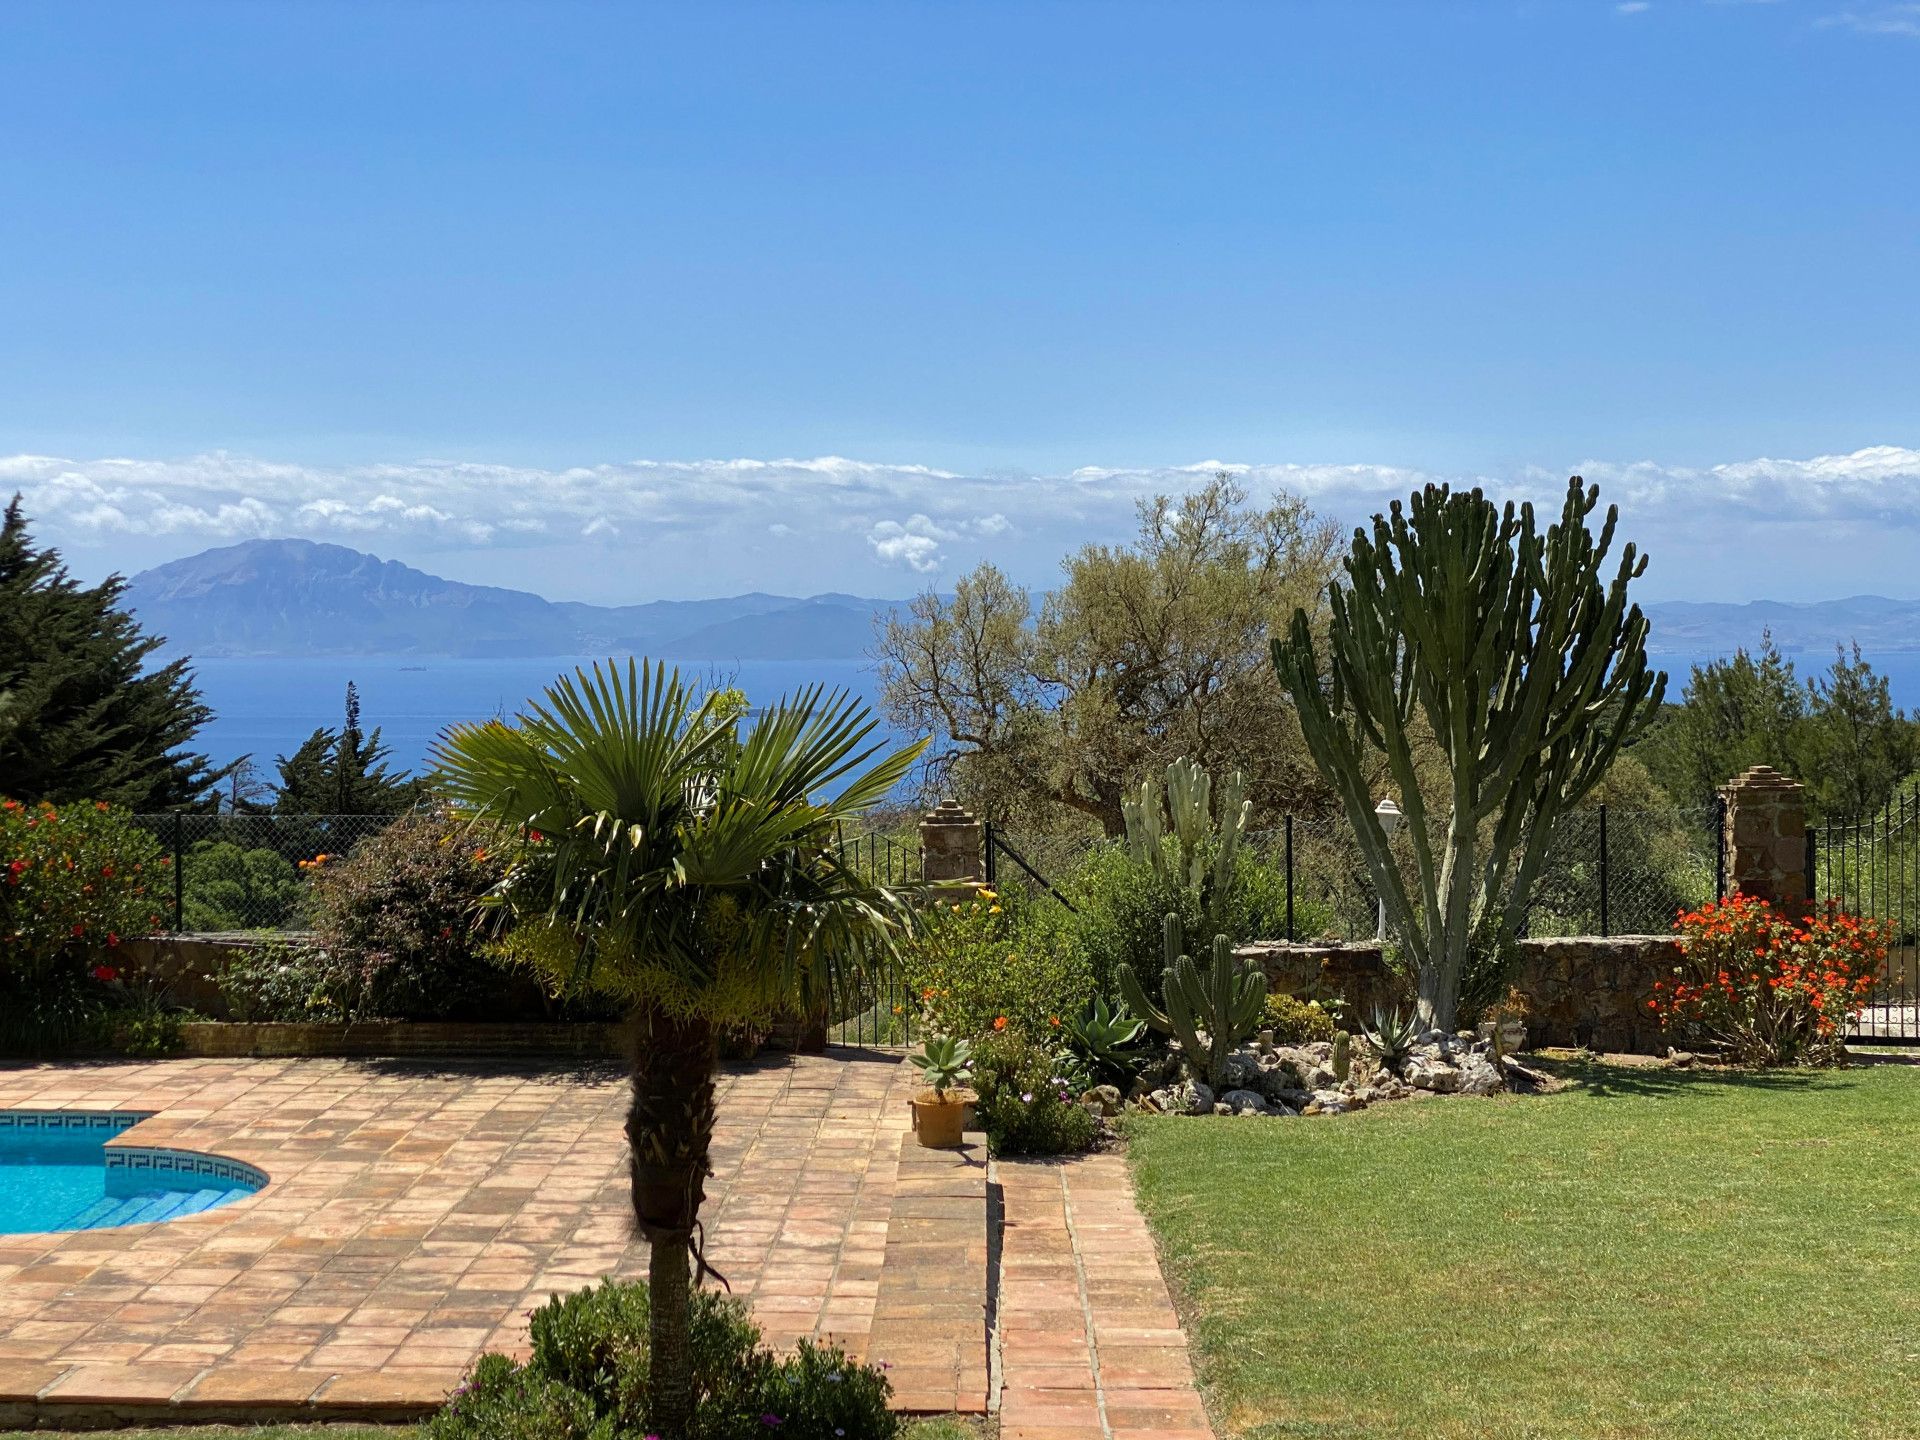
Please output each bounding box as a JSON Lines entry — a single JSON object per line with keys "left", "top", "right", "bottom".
{"left": 179, "top": 1020, "right": 626, "bottom": 1059}
{"left": 1237, "top": 933, "right": 1680, "bottom": 1054}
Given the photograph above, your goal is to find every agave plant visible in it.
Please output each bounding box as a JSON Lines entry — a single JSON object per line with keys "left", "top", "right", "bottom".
{"left": 910, "top": 1035, "right": 974, "bottom": 1098}
{"left": 1064, "top": 994, "right": 1147, "bottom": 1087}
{"left": 1362, "top": 1004, "right": 1421, "bottom": 1071}
{"left": 432, "top": 659, "right": 922, "bottom": 1437}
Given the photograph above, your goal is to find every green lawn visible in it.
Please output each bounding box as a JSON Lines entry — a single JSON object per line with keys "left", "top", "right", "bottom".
{"left": 1127, "top": 1059, "right": 1920, "bottom": 1440}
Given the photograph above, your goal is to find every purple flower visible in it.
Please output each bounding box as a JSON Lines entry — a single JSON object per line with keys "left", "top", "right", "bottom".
{"left": 760, "top": 1415, "right": 784, "bottom": 1428}
{"left": 1021, "top": 1092, "right": 1033, "bottom": 1103}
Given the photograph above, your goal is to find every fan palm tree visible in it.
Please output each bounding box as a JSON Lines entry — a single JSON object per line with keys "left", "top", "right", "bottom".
{"left": 432, "top": 660, "right": 923, "bottom": 1437}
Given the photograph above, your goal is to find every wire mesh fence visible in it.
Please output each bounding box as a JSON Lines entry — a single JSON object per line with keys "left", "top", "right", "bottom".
{"left": 981, "top": 803, "right": 1724, "bottom": 943}
{"left": 129, "top": 813, "right": 398, "bottom": 933}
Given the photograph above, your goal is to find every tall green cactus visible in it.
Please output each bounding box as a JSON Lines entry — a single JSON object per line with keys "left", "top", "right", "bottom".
{"left": 1121, "top": 758, "right": 1250, "bottom": 941}
{"left": 1118, "top": 912, "right": 1268, "bottom": 1090}
{"left": 1271, "top": 477, "right": 1666, "bottom": 1029}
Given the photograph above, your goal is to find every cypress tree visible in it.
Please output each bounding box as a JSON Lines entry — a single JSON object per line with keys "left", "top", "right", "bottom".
{"left": 0, "top": 494, "right": 225, "bottom": 809}
{"left": 271, "top": 681, "right": 421, "bottom": 815}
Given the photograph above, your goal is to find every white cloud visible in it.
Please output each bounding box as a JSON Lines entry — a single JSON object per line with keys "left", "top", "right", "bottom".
{"left": 6, "top": 444, "right": 1920, "bottom": 601}
{"left": 1818, "top": 4, "right": 1920, "bottom": 34}
{"left": 1617, "top": 2, "right": 1651, "bottom": 14}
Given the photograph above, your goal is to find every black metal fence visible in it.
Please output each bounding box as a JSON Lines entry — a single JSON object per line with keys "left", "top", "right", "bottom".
{"left": 982, "top": 804, "right": 1724, "bottom": 943}
{"left": 1815, "top": 789, "right": 1920, "bottom": 1044}
{"left": 129, "top": 813, "right": 397, "bottom": 933}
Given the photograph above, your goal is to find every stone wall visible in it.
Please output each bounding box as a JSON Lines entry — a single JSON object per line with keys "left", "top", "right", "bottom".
{"left": 1237, "top": 933, "right": 1681, "bottom": 1055}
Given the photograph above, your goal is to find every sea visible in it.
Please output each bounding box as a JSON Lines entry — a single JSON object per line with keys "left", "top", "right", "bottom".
{"left": 188, "top": 656, "right": 890, "bottom": 778}
{"left": 183, "top": 647, "right": 1920, "bottom": 782}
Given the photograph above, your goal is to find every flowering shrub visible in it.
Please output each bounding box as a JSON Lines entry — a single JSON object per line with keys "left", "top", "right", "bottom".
{"left": 0, "top": 798, "right": 170, "bottom": 979}
{"left": 1, "top": 798, "right": 172, "bottom": 1052}
{"left": 1650, "top": 893, "right": 1884, "bottom": 1066}
{"left": 305, "top": 808, "right": 512, "bottom": 1019}
{"left": 901, "top": 884, "right": 1095, "bottom": 1039}
{"left": 968, "top": 1029, "right": 1099, "bottom": 1155}
{"left": 425, "top": 1279, "right": 898, "bottom": 1440}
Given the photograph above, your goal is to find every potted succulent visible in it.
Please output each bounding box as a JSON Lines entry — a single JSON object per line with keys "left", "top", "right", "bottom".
{"left": 1479, "top": 987, "right": 1531, "bottom": 1058}
{"left": 908, "top": 1034, "right": 975, "bottom": 1148}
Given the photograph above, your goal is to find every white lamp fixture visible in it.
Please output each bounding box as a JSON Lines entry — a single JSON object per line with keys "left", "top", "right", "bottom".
{"left": 1373, "top": 798, "right": 1403, "bottom": 941}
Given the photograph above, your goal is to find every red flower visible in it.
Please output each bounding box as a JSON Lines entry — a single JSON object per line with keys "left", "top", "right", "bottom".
{"left": 71, "top": 923, "right": 86, "bottom": 937}
{"left": 91, "top": 965, "right": 119, "bottom": 983}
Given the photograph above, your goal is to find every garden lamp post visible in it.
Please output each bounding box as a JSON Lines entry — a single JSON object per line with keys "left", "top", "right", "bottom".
{"left": 1374, "top": 797, "right": 1403, "bottom": 943}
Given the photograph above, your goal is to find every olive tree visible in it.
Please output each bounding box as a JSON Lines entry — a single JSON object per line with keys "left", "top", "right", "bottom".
{"left": 1271, "top": 478, "right": 1666, "bottom": 1028}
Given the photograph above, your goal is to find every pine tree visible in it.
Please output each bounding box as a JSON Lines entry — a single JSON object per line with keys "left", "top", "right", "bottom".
{"left": 0, "top": 494, "right": 225, "bottom": 809}
{"left": 271, "top": 682, "right": 421, "bottom": 815}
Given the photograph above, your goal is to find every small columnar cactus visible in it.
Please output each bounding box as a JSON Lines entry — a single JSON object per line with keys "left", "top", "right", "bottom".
{"left": 1117, "top": 912, "right": 1268, "bottom": 1091}
{"left": 1120, "top": 758, "right": 1250, "bottom": 941}
{"left": 1331, "top": 1030, "right": 1351, "bottom": 1084}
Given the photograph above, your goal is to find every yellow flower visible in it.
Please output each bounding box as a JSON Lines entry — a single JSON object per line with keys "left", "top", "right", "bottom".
{"left": 989, "top": 905, "right": 1002, "bottom": 914}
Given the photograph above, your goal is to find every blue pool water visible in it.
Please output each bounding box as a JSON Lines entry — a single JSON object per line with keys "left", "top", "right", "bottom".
{"left": 0, "top": 1112, "right": 265, "bottom": 1234}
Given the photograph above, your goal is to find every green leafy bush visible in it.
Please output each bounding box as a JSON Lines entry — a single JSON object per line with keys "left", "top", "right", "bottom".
{"left": 427, "top": 1354, "right": 603, "bottom": 1440}
{"left": 428, "top": 1280, "right": 897, "bottom": 1440}
{"left": 1261, "top": 993, "right": 1339, "bottom": 1045}
{"left": 181, "top": 839, "right": 303, "bottom": 931}
{"left": 901, "top": 884, "right": 1095, "bottom": 1039}
{"left": 305, "top": 808, "right": 511, "bottom": 1019}
{"left": 1070, "top": 842, "right": 1291, "bottom": 1009}
{"left": 211, "top": 939, "right": 347, "bottom": 1022}
{"left": 968, "top": 1029, "right": 1098, "bottom": 1156}
{"left": 1, "top": 798, "right": 171, "bottom": 1052}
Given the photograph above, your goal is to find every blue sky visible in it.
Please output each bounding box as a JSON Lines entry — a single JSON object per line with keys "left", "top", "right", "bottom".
{"left": 2, "top": 0, "right": 1916, "bottom": 603}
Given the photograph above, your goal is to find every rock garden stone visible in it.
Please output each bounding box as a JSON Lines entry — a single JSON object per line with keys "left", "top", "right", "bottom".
{"left": 1455, "top": 1051, "right": 1503, "bottom": 1096}
{"left": 1219, "top": 1087, "right": 1271, "bottom": 1115}
{"left": 1403, "top": 1052, "right": 1462, "bottom": 1092}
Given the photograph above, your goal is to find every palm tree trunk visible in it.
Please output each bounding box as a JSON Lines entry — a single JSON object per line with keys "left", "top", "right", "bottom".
{"left": 626, "top": 1002, "right": 718, "bottom": 1440}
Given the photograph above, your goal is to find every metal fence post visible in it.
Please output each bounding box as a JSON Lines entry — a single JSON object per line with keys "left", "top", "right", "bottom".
{"left": 1598, "top": 803, "right": 1610, "bottom": 938}
{"left": 1284, "top": 814, "right": 1295, "bottom": 942}
{"left": 171, "top": 813, "right": 185, "bottom": 931}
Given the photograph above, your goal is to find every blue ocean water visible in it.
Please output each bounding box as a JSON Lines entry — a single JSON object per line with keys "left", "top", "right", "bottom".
{"left": 187, "top": 655, "right": 893, "bottom": 778}
{"left": 182, "top": 649, "right": 1920, "bottom": 785}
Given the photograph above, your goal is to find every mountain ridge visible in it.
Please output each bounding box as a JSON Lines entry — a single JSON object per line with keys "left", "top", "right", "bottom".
{"left": 124, "top": 539, "right": 902, "bottom": 660}
{"left": 125, "top": 538, "right": 1920, "bottom": 663}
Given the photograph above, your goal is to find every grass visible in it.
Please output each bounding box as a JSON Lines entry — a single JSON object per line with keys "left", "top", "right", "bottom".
{"left": 1126, "top": 1058, "right": 1920, "bottom": 1440}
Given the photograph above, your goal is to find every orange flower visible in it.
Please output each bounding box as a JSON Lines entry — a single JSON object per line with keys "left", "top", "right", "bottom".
{"left": 993, "top": 1016, "right": 1009, "bottom": 1031}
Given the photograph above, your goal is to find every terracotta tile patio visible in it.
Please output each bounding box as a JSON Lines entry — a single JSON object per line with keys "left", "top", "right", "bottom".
{"left": 0, "top": 1050, "right": 1216, "bottom": 1436}
{"left": 0, "top": 1050, "right": 926, "bottom": 1420}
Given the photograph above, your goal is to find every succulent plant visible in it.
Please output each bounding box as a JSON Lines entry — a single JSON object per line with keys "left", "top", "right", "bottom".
{"left": 1064, "top": 994, "right": 1147, "bottom": 1086}
{"left": 1120, "top": 758, "right": 1250, "bottom": 943}
{"left": 1362, "top": 1005, "right": 1420, "bottom": 1070}
{"left": 1331, "top": 1029, "right": 1352, "bottom": 1084}
{"left": 1118, "top": 912, "right": 1267, "bottom": 1090}
{"left": 910, "top": 1035, "right": 973, "bottom": 1097}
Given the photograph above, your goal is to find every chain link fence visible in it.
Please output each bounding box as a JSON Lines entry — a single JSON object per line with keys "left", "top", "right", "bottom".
{"left": 982, "top": 803, "right": 1723, "bottom": 942}
{"left": 129, "top": 813, "right": 398, "bottom": 933}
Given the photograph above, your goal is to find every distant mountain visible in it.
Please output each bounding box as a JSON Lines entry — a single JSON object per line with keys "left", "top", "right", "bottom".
{"left": 1640, "top": 596, "right": 1920, "bottom": 660}
{"left": 122, "top": 540, "right": 1920, "bottom": 669}
{"left": 125, "top": 540, "right": 900, "bottom": 660}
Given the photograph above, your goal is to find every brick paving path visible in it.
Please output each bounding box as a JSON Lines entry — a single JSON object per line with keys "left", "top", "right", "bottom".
{"left": 0, "top": 1051, "right": 919, "bottom": 1420}
{"left": 995, "top": 1151, "right": 1215, "bottom": 1440}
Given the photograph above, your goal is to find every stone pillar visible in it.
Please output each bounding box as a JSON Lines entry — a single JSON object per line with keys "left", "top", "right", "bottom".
{"left": 920, "top": 800, "right": 984, "bottom": 885}
{"left": 1720, "top": 766, "right": 1809, "bottom": 914}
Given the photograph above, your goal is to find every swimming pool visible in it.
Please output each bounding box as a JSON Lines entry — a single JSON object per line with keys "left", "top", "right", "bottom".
{"left": 0, "top": 1111, "right": 265, "bottom": 1234}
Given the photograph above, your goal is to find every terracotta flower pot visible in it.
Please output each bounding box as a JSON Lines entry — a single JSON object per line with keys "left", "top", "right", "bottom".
{"left": 911, "top": 1087, "right": 973, "bottom": 1148}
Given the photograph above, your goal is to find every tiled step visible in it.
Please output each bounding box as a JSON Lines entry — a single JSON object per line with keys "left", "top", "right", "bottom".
{"left": 61, "top": 1188, "right": 232, "bottom": 1231}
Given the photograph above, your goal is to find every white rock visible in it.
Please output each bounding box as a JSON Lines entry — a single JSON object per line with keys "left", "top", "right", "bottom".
{"left": 1404, "top": 1055, "right": 1462, "bottom": 1093}
{"left": 1218, "top": 1088, "right": 1271, "bottom": 1115}
{"left": 1455, "top": 1052, "right": 1504, "bottom": 1097}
